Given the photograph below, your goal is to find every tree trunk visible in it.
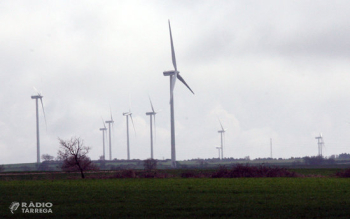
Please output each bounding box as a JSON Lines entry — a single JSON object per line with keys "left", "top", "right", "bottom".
{"left": 79, "top": 168, "right": 85, "bottom": 179}
{"left": 75, "top": 156, "right": 85, "bottom": 179}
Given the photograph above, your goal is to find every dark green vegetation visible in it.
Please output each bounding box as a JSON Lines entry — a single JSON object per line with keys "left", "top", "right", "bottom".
{"left": 1, "top": 177, "right": 350, "bottom": 218}
{"left": 2, "top": 154, "right": 350, "bottom": 172}
{"left": 0, "top": 166, "right": 345, "bottom": 181}
{"left": 3, "top": 159, "right": 350, "bottom": 172}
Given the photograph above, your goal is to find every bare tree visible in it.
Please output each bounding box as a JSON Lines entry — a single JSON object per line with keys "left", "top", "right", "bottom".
{"left": 41, "top": 154, "right": 55, "bottom": 162}
{"left": 57, "top": 137, "right": 97, "bottom": 178}
{"left": 143, "top": 158, "right": 157, "bottom": 171}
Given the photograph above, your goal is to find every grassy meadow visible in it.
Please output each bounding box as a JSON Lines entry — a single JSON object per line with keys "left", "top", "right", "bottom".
{"left": 1, "top": 174, "right": 350, "bottom": 218}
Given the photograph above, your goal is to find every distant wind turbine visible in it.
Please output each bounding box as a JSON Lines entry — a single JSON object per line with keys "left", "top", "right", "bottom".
{"left": 99, "top": 118, "right": 107, "bottom": 160}
{"left": 218, "top": 119, "right": 227, "bottom": 159}
{"left": 163, "top": 20, "right": 194, "bottom": 168}
{"left": 123, "top": 106, "right": 136, "bottom": 160}
{"left": 215, "top": 146, "right": 222, "bottom": 160}
{"left": 146, "top": 97, "right": 160, "bottom": 159}
{"left": 31, "top": 87, "right": 47, "bottom": 164}
{"left": 315, "top": 133, "right": 325, "bottom": 157}
{"left": 105, "top": 109, "right": 114, "bottom": 160}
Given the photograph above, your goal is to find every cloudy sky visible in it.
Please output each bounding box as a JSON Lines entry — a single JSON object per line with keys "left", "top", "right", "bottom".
{"left": 1, "top": 0, "right": 350, "bottom": 164}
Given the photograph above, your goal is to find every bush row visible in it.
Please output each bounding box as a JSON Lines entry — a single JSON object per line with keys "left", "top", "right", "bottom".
{"left": 93, "top": 164, "right": 297, "bottom": 179}
{"left": 211, "top": 164, "right": 297, "bottom": 178}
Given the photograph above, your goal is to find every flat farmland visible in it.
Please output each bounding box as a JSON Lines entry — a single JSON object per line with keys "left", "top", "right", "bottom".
{"left": 1, "top": 177, "right": 350, "bottom": 218}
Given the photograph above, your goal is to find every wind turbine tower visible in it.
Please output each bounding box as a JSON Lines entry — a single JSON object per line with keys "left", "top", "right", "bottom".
{"left": 99, "top": 119, "right": 107, "bottom": 160}
{"left": 146, "top": 97, "right": 159, "bottom": 159}
{"left": 123, "top": 110, "right": 135, "bottom": 160}
{"left": 270, "top": 138, "right": 273, "bottom": 159}
{"left": 31, "top": 88, "right": 46, "bottom": 164}
{"left": 315, "top": 133, "right": 325, "bottom": 157}
{"left": 216, "top": 146, "right": 221, "bottom": 160}
{"left": 105, "top": 113, "right": 114, "bottom": 160}
{"left": 163, "top": 20, "right": 195, "bottom": 168}
{"left": 218, "top": 119, "right": 227, "bottom": 160}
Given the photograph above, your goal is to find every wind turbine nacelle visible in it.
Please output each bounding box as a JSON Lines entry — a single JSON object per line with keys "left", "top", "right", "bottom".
{"left": 105, "top": 121, "right": 114, "bottom": 124}
{"left": 218, "top": 130, "right": 225, "bottom": 133}
{"left": 100, "top": 128, "right": 107, "bottom": 131}
{"left": 163, "top": 70, "right": 179, "bottom": 76}
{"left": 146, "top": 112, "right": 155, "bottom": 115}
{"left": 123, "top": 112, "right": 131, "bottom": 116}
{"left": 31, "top": 95, "right": 42, "bottom": 99}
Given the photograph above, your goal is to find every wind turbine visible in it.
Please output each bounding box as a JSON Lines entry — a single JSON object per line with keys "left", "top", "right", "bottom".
{"left": 105, "top": 110, "right": 114, "bottom": 160}
{"left": 31, "top": 87, "right": 47, "bottom": 164}
{"left": 123, "top": 107, "right": 136, "bottom": 160}
{"left": 163, "top": 20, "right": 194, "bottom": 168}
{"left": 218, "top": 119, "right": 227, "bottom": 160}
{"left": 315, "top": 133, "right": 325, "bottom": 157}
{"left": 215, "top": 146, "right": 222, "bottom": 160}
{"left": 146, "top": 97, "right": 160, "bottom": 159}
{"left": 99, "top": 118, "right": 107, "bottom": 160}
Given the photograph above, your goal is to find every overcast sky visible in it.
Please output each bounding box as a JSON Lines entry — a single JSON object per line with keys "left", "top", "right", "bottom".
{"left": 1, "top": 1, "right": 350, "bottom": 164}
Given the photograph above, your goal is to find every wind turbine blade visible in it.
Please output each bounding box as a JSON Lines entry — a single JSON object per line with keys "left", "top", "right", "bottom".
{"left": 130, "top": 114, "right": 136, "bottom": 137}
{"left": 168, "top": 20, "right": 178, "bottom": 98}
{"left": 129, "top": 93, "right": 132, "bottom": 113}
{"left": 109, "top": 106, "right": 115, "bottom": 134}
{"left": 149, "top": 96, "right": 155, "bottom": 113}
{"left": 101, "top": 117, "right": 106, "bottom": 129}
{"left": 33, "top": 86, "right": 40, "bottom": 95}
{"left": 109, "top": 106, "right": 114, "bottom": 122}
{"left": 218, "top": 118, "right": 224, "bottom": 131}
{"left": 168, "top": 20, "right": 177, "bottom": 72}
{"left": 177, "top": 74, "right": 195, "bottom": 94}
{"left": 40, "top": 98, "right": 47, "bottom": 130}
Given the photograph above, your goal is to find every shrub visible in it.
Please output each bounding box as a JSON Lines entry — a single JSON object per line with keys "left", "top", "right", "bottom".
{"left": 142, "top": 171, "right": 170, "bottom": 178}
{"left": 181, "top": 171, "right": 197, "bottom": 178}
{"left": 303, "top": 156, "right": 335, "bottom": 166}
{"left": 180, "top": 170, "right": 210, "bottom": 178}
{"left": 336, "top": 169, "right": 350, "bottom": 177}
{"left": 143, "top": 171, "right": 156, "bottom": 178}
{"left": 144, "top": 159, "right": 157, "bottom": 171}
{"left": 211, "top": 165, "right": 229, "bottom": 178}
{"left": 211, "top": 164, "right": 297, "bottom": 178}
{"left": 113, "top": 169, "right": 137, "bottom": 178}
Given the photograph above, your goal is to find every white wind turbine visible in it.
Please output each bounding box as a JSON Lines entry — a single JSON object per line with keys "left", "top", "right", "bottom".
{"left": 315, "top": 133, "right": 325, "bottom": 157}
{"left": 215, "top": 146, "right": 222, "bottom": 160}
{"left": 99, "top": 118, "right": 107, "bottom": 160}
{"left": 31, "top": 87, "right": 47, "bottom": 164}
{"left": 146, "top": 97, "right": 160, "bottom": 159}
{"left": 105, "top": 109, "right": 114, "bottom": 160}
{"left": 163, "top": 20, "right": 194, "bottom": 168}
{"left": 218, "top": 119, "right": 227, "bottom": 160}
{"left": 123, "top": 106, "right": 136, "bottom": 160}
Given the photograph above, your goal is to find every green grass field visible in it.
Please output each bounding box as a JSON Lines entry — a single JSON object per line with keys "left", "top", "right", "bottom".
{"left": 1, "top": 177, "right": 350, "bottom": 218}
